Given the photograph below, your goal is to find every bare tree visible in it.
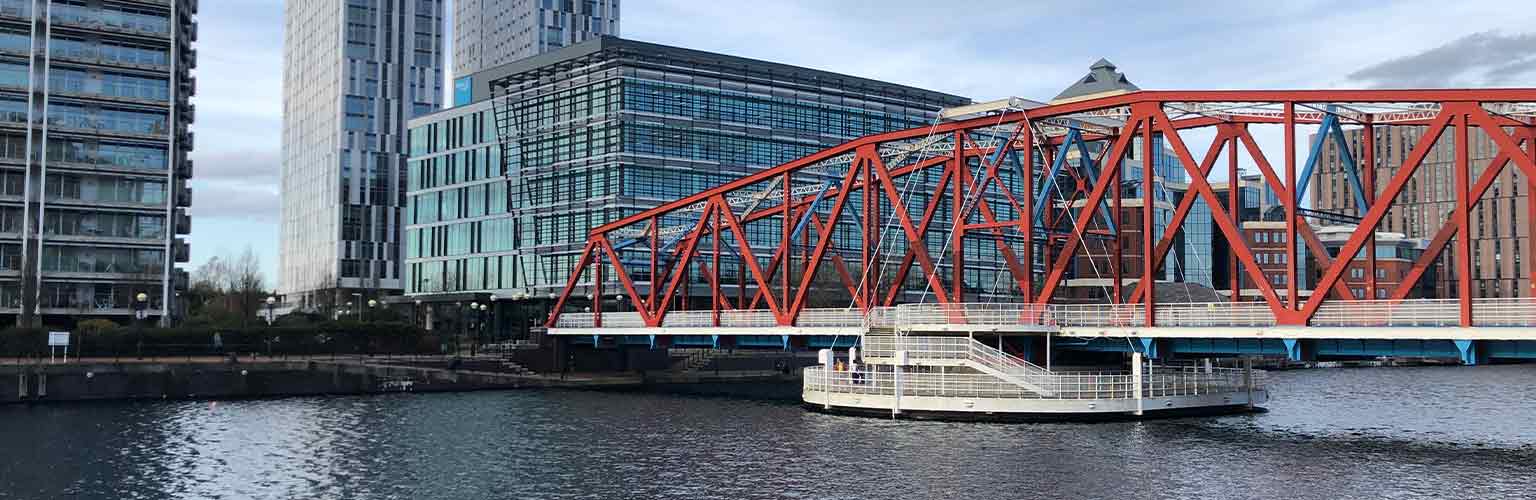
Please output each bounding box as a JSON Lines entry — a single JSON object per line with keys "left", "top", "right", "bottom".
{"left": 231, "top": 246, "right": 265, "bottom": 327}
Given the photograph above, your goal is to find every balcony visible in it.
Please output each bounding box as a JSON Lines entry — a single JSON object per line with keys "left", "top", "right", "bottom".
{"left": 174, "top": 180, "right": 190, "bottom": 207}
{"left": 174, "top": 208, "right": 189, "bottom": 234}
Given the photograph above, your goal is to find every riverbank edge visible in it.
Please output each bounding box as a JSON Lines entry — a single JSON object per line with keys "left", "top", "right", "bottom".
{"left": 1, "top": 360, "right": 799, "bottom": 405}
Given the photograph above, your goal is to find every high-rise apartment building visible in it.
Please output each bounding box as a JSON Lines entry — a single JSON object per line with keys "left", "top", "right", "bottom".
{"left": 0, "top": 0, "right": 196, "bottom": 326}
{"left": 452, "top": 0, "right": 617, "bottom": 101}
{"left": 1313, "top": 127, "right": 1528, "bottom": 299}
{"left": 280, "top": 0, "right": 444, "bottom": 309}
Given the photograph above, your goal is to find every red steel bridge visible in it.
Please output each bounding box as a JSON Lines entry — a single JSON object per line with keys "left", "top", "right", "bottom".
{"left": 544, "top": 89, "right": 1536, "bottom": 356}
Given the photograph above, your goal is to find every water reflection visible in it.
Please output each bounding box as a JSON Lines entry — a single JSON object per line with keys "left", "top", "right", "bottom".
{"left": 1, "top": 365, "right": 1533, "bottom": 499}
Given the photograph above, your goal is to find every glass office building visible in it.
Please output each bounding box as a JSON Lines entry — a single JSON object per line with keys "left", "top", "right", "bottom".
{"left": 0, "top": 0, "right": 196, "bottom": 326}
{"left": 280, "top": 0, "right": 443, "bottom": 309}
{"left": 404, "top": 37, "right": 968, "bottom": 331}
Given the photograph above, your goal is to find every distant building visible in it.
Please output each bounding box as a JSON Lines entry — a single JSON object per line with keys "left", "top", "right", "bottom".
{"left": 1233, "top": 223, "right": 1430, "bottom": 300}
{"left": 452, "top": 0, "right": 619, "bottom": 105}
{"left": 1238, "top": 221, "right": 1301, "bottom": 299}
{"left": 1054, "top": 59, "right": 1212, "bottom": 297}
{"left": 1312, "top": 225, "right": 1434, "bottom": 299}
{"left": 0, "top": 1, "right": 197, "bottom": 326}
{"left": 1209, "top": 173, "right": 1282, "bottom": 298}
{"left": 402, "top": 36, "right": 967, "bottom": 336}
{"left": 280, "top": 0, "right": 445, "bottom": 311}
{"left": 1312, "top": 126, "right": 1527, "bottom": 298}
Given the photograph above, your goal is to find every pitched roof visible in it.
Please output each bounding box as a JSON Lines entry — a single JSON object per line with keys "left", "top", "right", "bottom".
{"left": 1051, "top": 58, "right": 1141, "bottom": 103}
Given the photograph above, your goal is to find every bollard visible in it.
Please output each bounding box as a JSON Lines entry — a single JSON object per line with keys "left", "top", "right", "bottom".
{"left": 1132, "top": 352, "right": 1144, "bottom": 416}
{"left": 892, "top": 350, "right": 907, "bottom": 417}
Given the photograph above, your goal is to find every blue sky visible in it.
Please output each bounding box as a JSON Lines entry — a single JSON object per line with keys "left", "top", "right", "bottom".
{"left": 191, "top": 0, "right": 1536, "bottom": 287}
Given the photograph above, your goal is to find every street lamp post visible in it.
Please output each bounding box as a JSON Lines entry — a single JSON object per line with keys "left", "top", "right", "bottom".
{"left": 467, "top": 301, "right": 480, "bottom": 357}
{"left": 351, "top": 293, "right": 363, "bottom": 321}
{"left": 473, "top": 300, "right": 485, "bottom": 355}
{"left": 488, "top": 294, "right": 499, "bottom": 344}
{"left": 133, "top": 292, "right": 149, "bottom": 358}
{"left": 414, "top": 299, "right": 423, "bottom": 328}
{"left": 366, "top": 299, "right": 377, "bottom": 322}
{"left": 265, "top": 296, "right": 277, "bottom": 326}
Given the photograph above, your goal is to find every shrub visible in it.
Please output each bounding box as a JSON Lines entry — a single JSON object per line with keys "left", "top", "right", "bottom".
{"left": 77, "top": 319, "right": 121, "bottom": 336}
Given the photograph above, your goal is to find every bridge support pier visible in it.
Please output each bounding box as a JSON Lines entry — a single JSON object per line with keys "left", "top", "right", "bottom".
{"left": 1454, "top": 340, "right": 1482, "bottom": 365}
{"left": 1282, "top": 339, "right": 1299, "bottom": 361}
{"left": 1136, "top": 338, "right": 1160, "bottom": 359}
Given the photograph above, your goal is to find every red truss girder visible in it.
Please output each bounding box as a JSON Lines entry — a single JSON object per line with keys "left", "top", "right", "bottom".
{"left": 547, "top": 89, "right": 1536, "bottom": 328}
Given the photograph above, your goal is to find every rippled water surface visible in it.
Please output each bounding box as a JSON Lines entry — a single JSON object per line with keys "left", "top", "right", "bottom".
{"left": 3, "top": 365, "right": 1535, "bottom": 499}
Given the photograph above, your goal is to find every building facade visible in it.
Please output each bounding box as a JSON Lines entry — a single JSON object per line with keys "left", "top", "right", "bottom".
{"left": 1313, "top": 126, "right": 1528, "bottom": 299}
{"left": 280, "top": 0, "right": 444, "bottom": 310}
{"left": 0, "top": 0, "right": 195, "bottom": 326}
{"left": 404, "top": 37, "right": 967, "bottom": 336}
{"left": 451, "top": 0, "right": 618, "bottom": 102}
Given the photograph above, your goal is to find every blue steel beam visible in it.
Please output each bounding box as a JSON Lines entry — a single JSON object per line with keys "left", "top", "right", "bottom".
{"left": 1328, "top": 120, "right": 1372, "bottom": 214}
{"left": 1295, "top": 110, "right": 1337, "bottom": 205}
{"left": 1294, "top": 106, "right": 1369, "bottom": 213}
{"left": 1033, "top": 129, "right": 1117, "bottom": 232}
{"left": 1032, "top": 128, "right": 1079, "bottom": 223}
{"left": 1074, "top": 133, "right": 1118, "bottom": 233}
{"left": 789, "top": 182, "right": 833, "bottom": 241}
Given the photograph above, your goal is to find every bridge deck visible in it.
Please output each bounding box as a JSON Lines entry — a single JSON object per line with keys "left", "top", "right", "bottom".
{"left": 548, "top": 298, "right": 1536, "bottom": 340}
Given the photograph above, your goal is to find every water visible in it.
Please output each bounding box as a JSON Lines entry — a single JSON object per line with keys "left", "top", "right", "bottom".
{"left": 3, "top": 365, "right": 1535, "bottom": 499}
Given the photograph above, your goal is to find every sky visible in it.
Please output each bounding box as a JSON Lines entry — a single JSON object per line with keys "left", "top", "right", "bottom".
{"left": 191, "top": 0, "right": 1536, "bottom": 288}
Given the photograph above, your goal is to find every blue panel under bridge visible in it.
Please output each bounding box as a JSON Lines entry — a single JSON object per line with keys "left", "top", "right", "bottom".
{"left": 1483, "top": 340, "right": 1536, "bottom": 361}
{"left": 806, "top": 336, "right": 860, "bottom": 349}
{"left": 737, "top": 335, "right": 789, "bottom": 349}
{"left": 1313, "top": 339, "right": 1462, "bottom": 360}
{"left": 672, "top": 335, "right": 718, "bottom": 347}
{"left": 1057, "top": 337, "right": 1291, "bottom": 358}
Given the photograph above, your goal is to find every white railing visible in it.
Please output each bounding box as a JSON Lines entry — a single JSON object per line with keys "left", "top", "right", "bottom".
{"left": 894, "top": 303, "right": 1055, "bottom": 329}
{"left": 796, "top": 308, "right": 867, "bottom": 327}
{"left": 1312, "top": 297, "right": 1536, "bottom": 327}
{"left": 550, "top": 309, "right": 862, "bottom": 329}
{"left": 552, "top": 298, "right": 1536, "bottom": 329}
{"left": 1051, "top": 302, "right": 1278, "bottom": 327}
{"left": 804, "top": 365, "right": 1261, "bottom": 401}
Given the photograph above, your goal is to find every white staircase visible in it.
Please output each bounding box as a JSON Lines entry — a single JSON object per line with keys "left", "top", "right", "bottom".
{"left": 860, "top": 335, "right": 1057, "bottom": 396}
